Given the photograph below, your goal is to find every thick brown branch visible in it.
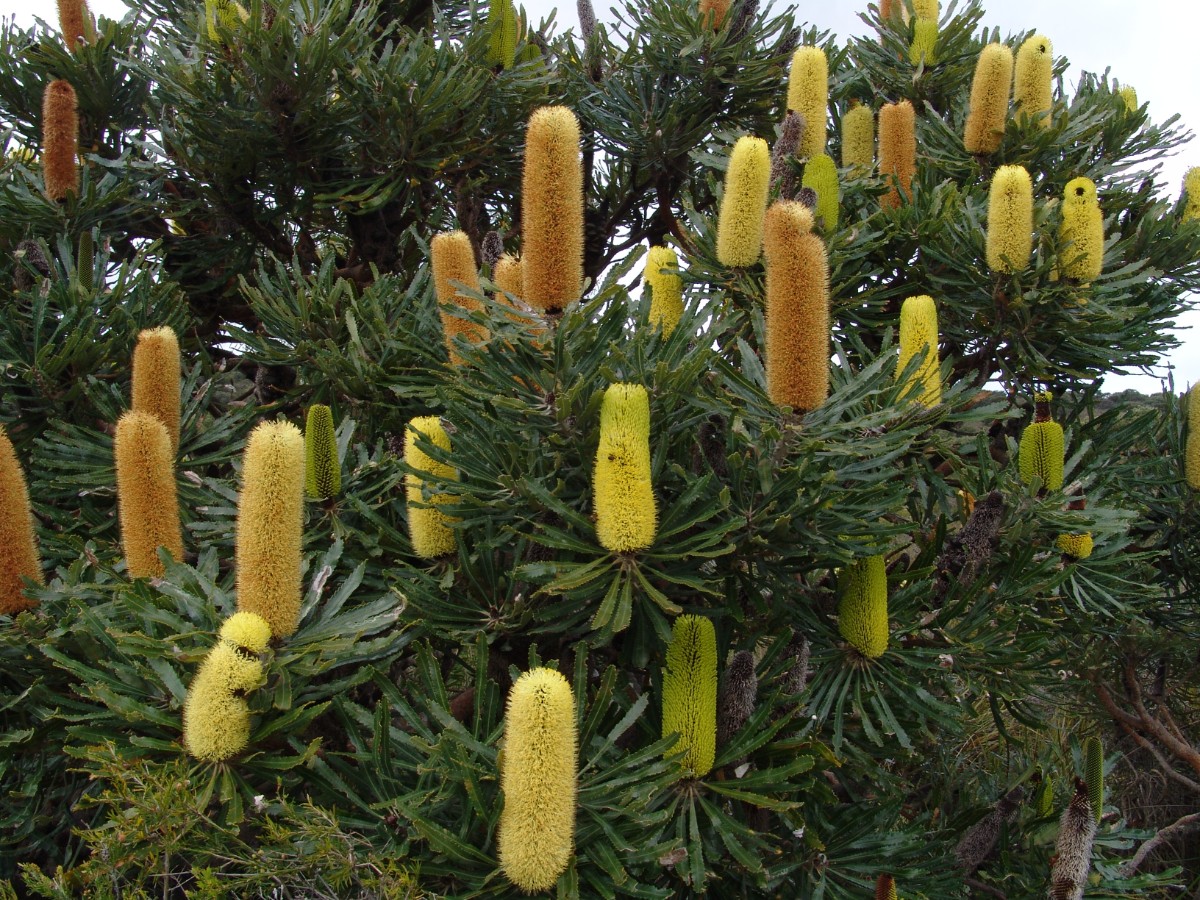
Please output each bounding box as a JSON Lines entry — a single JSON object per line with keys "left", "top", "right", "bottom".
{"left": 1120, "top": 813, "right": 1200, "bottom": 877}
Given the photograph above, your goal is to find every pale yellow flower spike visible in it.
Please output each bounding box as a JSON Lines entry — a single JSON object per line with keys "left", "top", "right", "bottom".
{"left": 521, "top": 106, "right": 584, "bottom": 312}
{"left": 594, "top": 384, "right": 657, "bottom": 552}
{"left": 786, "top": 47, "right": 828, "bottom": 159}
{"left": 1059, "top": 176, "right": 1104, "bottom": 282}
{"left": 644, "top": 246, "right": 683, "bottom": 335}
{"left": 896, "top": 295, "right": 941, "bottom": 407}
{"left": 716, "top": 136, "right": 771, "bottom": 267}
{"left": 1014, "top": 34, "right": 1053, "bottom": 127}
{"left": 1181, "top": 168, "right": 1200, "bottom": 223}
{"left": 405, "top": 416, "right": 458, "bottom": 559}
{"left": 986, "top": 165, "right": 1033, "bottom": 273}
{"left": 963, "top": 43, "right": 1014, "bottom": 154}
{"left": 841, "top": 104, "right": 875, "bottom": 170}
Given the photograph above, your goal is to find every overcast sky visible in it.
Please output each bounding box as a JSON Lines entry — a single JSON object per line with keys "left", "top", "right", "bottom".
{"left": 7, "top": 0, "right": 1198, "bottom": 392}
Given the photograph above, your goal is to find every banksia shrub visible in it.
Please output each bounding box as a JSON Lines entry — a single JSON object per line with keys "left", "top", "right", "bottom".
{"left": 42, "top": 79, "right": 79, "bottom": 202}
{"left": 763, "top": 201, "right": 830, "bottom": 412}
{"left": 643, "top": 246, "right": 683, "bottom": 335}
{"left": 1056, "top": 531, "right": 1093, "bottom": 559}
{"left": 114, "top": 411, "right": 184, "bottom": 579}
{"left": 57, "top": 0, "right": 95, "bottom": 50}
{"left": 131, "top": 326, "right": 182, "bottom": 453}
{"left": 896, "top": 295, "right": 941, "bottom": 406}
{"left": 662, "top": 614, "right": 718, "bottom": 776}
{"left": 801, "top": 152, "right": 839, "bottom": 231}
{"left": 182, "top": 614, "right": 270, "bottom": 762}
{"left": 1014, "top": 34, "right": 1053, "bottom": 125}
{"left": 786, "top": 47, "right": 828, "bottom": 159}
{"left": 716, "top": 136, "right": 771, "bottom": 267}
{"left": 304, "top": 404, "right": 341, "bottom": 501}
{"left": 1186, "top": 384, "right": 1200, "bottom": 490}
{"left": 1049, "top": 779, "right": 1098, "bottom": 900}
{"left": 986, "top": 165, "right": 1033, "bottom": 273}
{"left": 698, "top": 0, "right": 730, "bottom": 28}
{"left": 1183, "top": 168, "right": 1200, "bottom": 222}
{"left": 841, "top": 103, "right": 874, "bottom": 169}
{"left": 837, "top": 555, "right": 888, "bottom": 659}
{"left": 878, "top": 100, "right": 915, "bottom": 208}
{"left": 1018, "top": 393, "right": 1065, "bottom": 492}
{"left": 431, "top": 230, "right": 487, "bottom": 363}
{"left": 497, "top": 667, "right": 577, "bottom": 892}
{"left": 236, "top": 421, "right": 305, "bottom": 639}
{"left": 405, "top": 416, "right": 457, "bottom": 559}
{"left": 963, "top": 43, "right": 1013, "bottom": 154}
{"left": 1083, "top": 735, "right": 1104, "bottom": 822}
{"left": 1059, "top": 177, "right": 1104, "bottom": 282}
{"left": 0, "top": 425, "right": 43, "bottom": 615}
{"left": 521, "top": 106, "right": 584, "bottom": 312}
{"left": 594, "top": 383, "right": 656, "bottom": 552}
{"left": 486, "top": 0, "right": 519, "bottom": 68}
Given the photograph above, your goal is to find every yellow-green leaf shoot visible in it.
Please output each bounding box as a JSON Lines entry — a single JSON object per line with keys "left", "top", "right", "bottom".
{"left": 986, "top": 165, "right": 1033, "bottom": 273}
{"left": 594, "top": 383, "right": 656, "bottom": 552}
{"left": 304, "top": 404, "right": 341, "bottom": 500}
{"left": 716, "top": 136, "right": 771, "bottom": 267}
{"left": 662, "top": 614, "right": 718, "bottom": 777}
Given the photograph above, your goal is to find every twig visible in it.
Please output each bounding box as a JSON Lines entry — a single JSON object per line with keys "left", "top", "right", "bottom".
{"left": 964, "top": 875, "right": 1006, "bottom": 898}
{"left": 1120, "top": 812, "right": 1200, "bottom": 877}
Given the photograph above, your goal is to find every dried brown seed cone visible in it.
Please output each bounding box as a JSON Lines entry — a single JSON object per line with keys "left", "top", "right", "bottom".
{"left": 42, "top": 80, "right": 79, "bottom": 202}
{"left": 717, "top": 650, "right": 757, "bottom": 747}
{"left": 521, "top": 106, "right": 584, "bottom": 312}
{"left": 431, "top": 231, "right": 487, "bottom": 364}
{"left": 132, "top": 326, "right": 182, "bottom": 454}
{"left": 114, "top": 411, "right": 184, "bottom": 579}
{"left": 0, "top": 426, "right": 43, "bottom": 615}
{"left": 763, "top": 201, "right": 829, "bottom": 411}
{"left": 57, "top": 0, "right": 95, "bottom": 50}
{"left": 1049, "top": 779, "right": 1097, "bottom": 900}
{"left": 878, "top": 100, "right": 915, "bottom": 208}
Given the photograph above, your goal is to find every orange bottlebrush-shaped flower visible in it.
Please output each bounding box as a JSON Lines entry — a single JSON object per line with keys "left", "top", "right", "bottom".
{"left": 644, "top": 246, "right": 683, "bottom": 335}
{"left": 57, "top": 0, "right": 95, "bottom": 50}
{"left": 963, "top": 43, "right": 1013, "bottom": 154}
{"left": 131, "top": 326, "right": 182, "bottom": 454}
{"left": 1059, "top": 177, "right": 1104, "bottom": 282}
{"left": 1014, "top": 34, "right": 1053, "bottom": 126}
{"left": 801, "top": 152, "right": 839, "bottom": 232}
{"left": 879, "top": 0, "right": 898, "bottom": 19}
{"left": 878, "top": 100, "right": 915, "bottom": 209}
{"left": 786, "top": 48, "right": 828, "bottom": 159}
{"left": 896, "top": 295, "right": 941, "bottom": 406}
{"left": 841, "top": 104, "right": 875, "bottom": 170}
{"left": 699, "top": 0, "right": 730, "bottom": 28}
{"left": 498, "top": 667, "right": 577, "bottom": 892}
{"left": 1182, "top": 168, "right": 1200, "bottom": 223}
{"left": 431, "top": 230, "right": 487, "bottom": 363}
{"left": 594, "top": 383, "right": 656, "bottom": 552}
{"left": 182, "top": 613, "right": 270, "bottom": 762}
{"left": 986, "top": 165, "right": 1033, "bottom": 273}
{"left": 763, "top": 202, "right": 830, "bottom": 412}
{"left": 521, "top": 106, "right": 584, "bottom": 312}
{"left": 1185, "top": 384, "right": 1200, "bottom": 490}
{"left": 716, "top": 136, "right": 771, "bottom": 267}
{"left": 493, "top": 253, "right": 523, "bottom": 303}
{"left": 236, "top": 421, "right": 305, "bottom": 638}
{"left": 0, "top": 426, "right": 43, "bottom": 615}
{"left": 405, "top": 416, "right": 457, "bottom": 559}
{"left": 42, "top": 79, "right": 79, "bottom": 202}
{"left": 114, "top": 411, "right": 184, "bottom": 579}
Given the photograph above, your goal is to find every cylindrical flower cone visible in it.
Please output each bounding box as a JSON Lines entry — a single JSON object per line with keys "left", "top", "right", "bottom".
{"left": 963, "top": 43, "right": 1013, "bottom": 154}
{"left": 643, "top": 246, "right": 683, "bottom": 335}
{"left": 837, "top": 555, "right": 889, "bottom": 659}
{"left": 878, "top": 100, "right": 915, "bottom": 209}
{"left": 1014, "top": 34, "right": 1053, "bottom": 127}
{"left": 698, "top": 0, "right": 730, "bottom": 28}
{"left": 1083, "top": 735, "right": 1104, "bottom": 822}
{"left": 1059, "top": 177, "right": 1104, "bottom": 282}
{"left": 1018, "top": 394, "right": 1065, "bottom": 492}
{"left": 183, "top": 632, "right": 266, "bottom": 761}
{"left": 42, "top": 79, "right": 79, "bottom": 202}
{"left": 763, "top": 202, "right": 829, "bottom": 412}
{"left": 131, "top": 326, "right": 182, "bottom": 454}
{"left": 786, "top": 47, "right": 828, "bottom": 159}
{"left": 662, "top": 614, "right": 718, "bottom": 776}
{"left": 875, "top": 874, "right": 898, "bottom": 900}
{"left": 1182, "top": 168, "right": 1200, "bottom": 223}
{"left": 594, "top": 383, "right": 656, "bottom": 552}
{"left": 716, "top": 136, "right": 771, "bottom": 267}
{"left": 0, "top": 425, "right": 43, "bottom": 615}
{"left": 521, "top": 106, "right": 584, "bottom": 312}
{"left": 912, "top": 0, "right": 937, "bottom": 17}
{"left": 801, "top": 152, "right": 839, "bottom": 232}
{"left": 1186, "top": 384, "right": 1200, "bottom": 490}
{"left": 405, "top": 416, "right": 457, "bottom": 559}
{"left": 304, "top": 404, "right": 341, "bottom": 500}
{"left": 431, "top": 230, "right": 487, "bottom": 364}
{"left": 1118, "top": 85, "right": 1137, "bottom": 112}
{"left": 909, "top": 18, "right": 937, "bottom": 66}
{"left": 896, "top": 295, "right": 941, "bottom": 406}
{"left": 498, "top": 667, "right": 577, "bottom": 892}
{"left": 493, "top": 253, "right": 524, "bottom": 304}
{"left": 1056, "top": 531, "right": 1093, "bottom": 560}
{"left": 236, "top": 421, "right": 305, "bottom": 639}
{"left": 986, "top": 165, "right": 1033, "bottom": 273}
{"left": 115, "top": 411, "right": 184, "bottom": 579}
{"left": 1049, "top": 780, "right": 1098, "bottom": 900}
{"left": 841, "top": 103, "right": 875, "bottom": 170}
{"left": 57, "top": 0, "right": 95, "bottom": 51}
{"left": 486, "top": 0, "right": 519, "bottom": 69}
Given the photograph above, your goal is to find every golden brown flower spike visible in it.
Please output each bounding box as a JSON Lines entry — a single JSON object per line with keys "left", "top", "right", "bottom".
{"left": 878, "top": 99, "right": 915, "bottom": 208}
{"left": 131, "top": 326, "right": 182, "bottom": 454}
{"left": 430, "top": 230, "right": 487, "bottom": 364}
{"left": 521, "top": 106, "right": 584, "bottom": 312}
{"left": 0, "top": 425, "right": 43, "bottom": 615}
{"left": 114, "top": 411, "right": 184, "bottom": 579}
{"left": 42, "top": 80, "right": 80, "bottom": 202}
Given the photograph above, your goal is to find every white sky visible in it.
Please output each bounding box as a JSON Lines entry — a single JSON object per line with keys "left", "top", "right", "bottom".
{"left": 7, "top": 0, "right": 1198, "bottom": 393}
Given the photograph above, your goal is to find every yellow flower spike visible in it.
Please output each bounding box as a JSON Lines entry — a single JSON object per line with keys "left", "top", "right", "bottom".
{"left": 1014, "top": 34, "right": 1053, "bottom": 127}
{"left": 963, "top": 43, "right": 1014, "bottom": 154}
{"left": 801, "top": 153, "right": 839, "bottom": 232}
{"left": 0, "top": 425, "right": 43, "bottom": 616}
{"left": 643, "top": 246, "right": 683, "bottom": 335}
{"left": 594, "top": 384, "right": 657, "bottom": 552}
{"left": 841, "top": 104, "right": 875, "bottom": 170}
{"left": 521, "top": 106, "right": 584, "bottom": 312}
{"left": 42, "top": 80, "right": 79, "bottom": 202}
{"left": 661, "top": 614, "right": 718, "bottom": 777}
{"left": 486, "top": 0, "right": 520, "bottom": 69}
{"left": 1118, "top": 85, "right": 1137, "bottom": 112}
{"left": 837, "top": 555, "right": 889, "bottom": 659}
{"left": 1059, "top": 177, "right": 1104, "bottom": 282}
{"left": 716, "top": 136, "right": 771, "bottom": 267}
{"left": 699, "top": 0, "right": 730, "bottom": 28}
{"left": 236, "top": 421, "right": 305, "bottom": 639}
{"left": 1183, "top": 168, "right": 1200, "bottom": 223}
{"left": 1018, "top": 396, "right": 1065, "bottom": 492}
{"left": 878, "top": 100, "right": 915, "bottom": 209}
{"left": 405, "top": 416, "right": 457, "bottom": 559}
{"left": 763, "top": 201, "right": 830, "bottom": 412}
{"left": 786, "top": 47, "right": 828, "bottom": 159}
{"left": 131, "top": 326, "right": 182, "bottom": 454}
{"left": 219, "top": 611, "right": 273, "bottom": 653}
{"left": 909, "top": 17, "right": 938, "bottom": 66}
{"left": 114, "top": 411, "right": 184, "bottom": 579}
{"left": 182, "top": 641, "right": 264, "bottom": 761}
{"left": 493, "top": 253, "right": 524, "bottom": 304}
{"left": 204, "top": 0, "right": 249, "bottom": 41}
{"left": 1185, "top": 384, "right": 1200, "bottom": 490}
{"left": 498, "top": 667, "right": 577, "bottom": 893}
{"left": 430, "top": 230, "right": 487, "bottom": 365}
{"left": 896, "top": 295, "right": 941, "bottom": 406}
{"left": 912, "top": 0, "right": 937, "bottom": 17}
{"left": 1056, "top": 532, "right": 1093, "bottom": 559}
{"left": 57, "top": 0, "right": 95, "bottom": 50}
{"left": 986, "top": 165, "right": 1033, "bottom": 273}
{"left": 304, "top": 404, "right": 341, "bottom": 501}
